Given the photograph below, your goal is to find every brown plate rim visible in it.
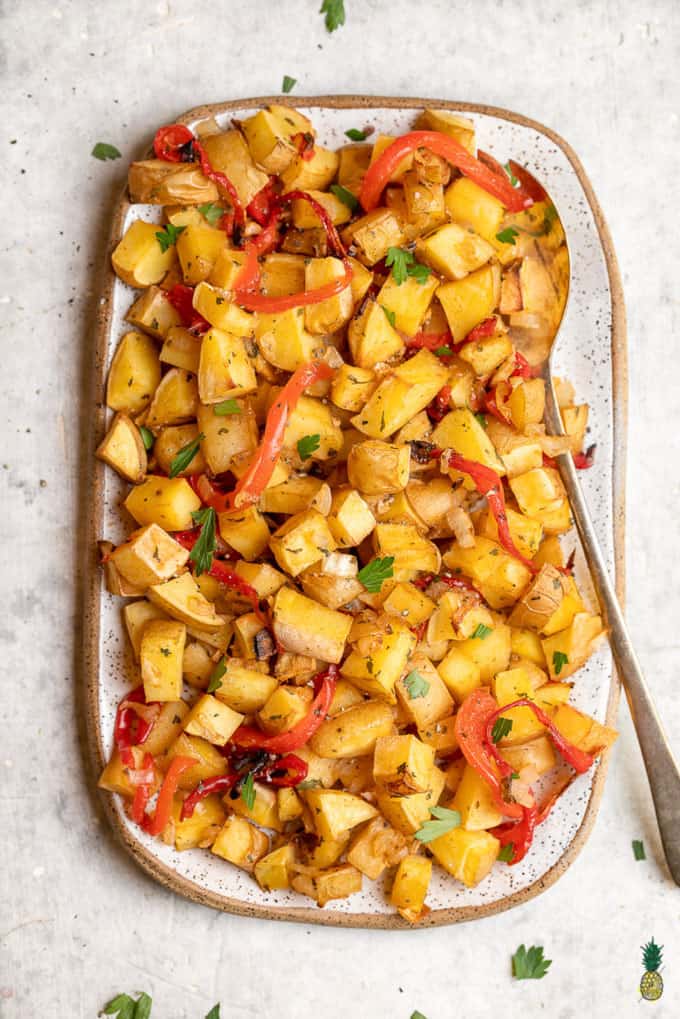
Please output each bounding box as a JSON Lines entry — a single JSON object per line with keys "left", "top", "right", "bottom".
{"left": 83, "top": 95, "right": 627, "bottom": 929}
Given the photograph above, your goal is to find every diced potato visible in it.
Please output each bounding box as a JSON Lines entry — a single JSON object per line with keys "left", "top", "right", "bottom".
{"left": 277, "top": 787, "right": 304, "bottom": 824}
{"left": 230, "top": 781, "right": 282, "bottom": 831}
{"left": 106, "top": 332, "right": 161, "bottom": 415}
{"left": 337, "top": 143, "right": 371, "bottom": 193}
{"left": 212, "top": 660, "right": 278, "bottom": 713}
{"left": 453, "top": 617, "right": 512, "bottom": 681}
{"left": 542, "top": 612, "right": 604, "bottom": 679}
{"left": 501, "top": 735, "right": 557, "bottom": 777}
{"left": 304, "top": 788, "right": 378, "bottom": 841}
{"left": 561, "top": 403, "right": 589, "bottom": 453}
{"left": 291, "top": 190, "right": 352, "bottom": 229}
{"left": 429, "top": 827, "right": 500, "bottom": 887}
{"left": 551, "top": 703, "right": 618, "bottom": 755}
{"left": 416, "top": 222, "right": 494, "bottom": 281}
{"left": 508, "top": 564, "right": 572, "bottom": 632}
{"left": 291, "top": 864, "right": 363, "bottom": 907}
{"left": 477, "top": 505, "right": 543, "bottom": 560}
{"left": 162, "top": 732, "right": 227, "bottom": 788}
{"left": 198, "top": 129, "right": 269, "bottom": 206}
{"left": 341, "top": 618, "right": 416, "bottom": 702}
{"left": 458, "top": 329, "right": 514, "bottom": 377}
{"left": 96, "top": 412, "right": 147, "bottom": 483}
{"left": 310, "top": 700, "right": 394, "bottom": 758}
{"left": 128, "top": 160, "right": 218, "bottom": 205}
{"left": 159, "top": 327, "right": 201, "bottom": 373}
{"left": 437, "top": 646, "right": 483, "bottom": 702}
{"left": 347, "top": 298, "right": 404, "bottom": 369}
{"left": 300, "top": 554, "right": 364, "bottom": 610}
{"left": 231, "top": 612, "right": 267, "bottom": 659}
{"left": 197, "top": 328, "right": 257, "bottom": 403}
{"left": 145, "top": 368, "right": 198, "bottom": 429}
{"left": 511, "top": 626, "right": 548, "bottom": 667}
{"left": 254, "top": 307, "right": 319, "bottom": 371}
{"left": 272, "top": 586, "right": 352, "bottom": 664}
{"left": 281, "top": 394, "right": 344, "bottom": 461}
{"left": 257, "top": 685, "right": 312, "bottom": 735}
{"left": 197, "top": 397, "right": 258, "bottom": 476}
{"left": 326, "top": 488, "right": 376, "bottom": 548}
{"left": 348, "top": 257, "right": 374, "bottom": 306}
{"left": 342, "top": 208, "right": 406, "bottom": 265}
{"left": 183, "top": 693, "right": 244, "bottom": 746}
{"left": 175, "top": 223, "right": 226, "bottom": 285}
{"left": 217, "top": 506, "right": 270, "bottom": 561}
{"left": 110, "top": 523, "right": 189, "bottom": 589}
{"left": 148, "top": 573, "right": 225, "bottom": 632}
{"left": 211, "top": 815, "right": 269, "bottom": 872}
{"left": 99, "top": 746, "right": 159, "bottom": 798}
{"left": 402, "top": 169, "right": 445, "bottom": 221}
{"left": 140, "top": 619, "right": 186, "bottom": 701}
{"left": 192, "top": 282, "right": 254, "bottom": 336}
{"left": 259, "top": 475, "right": 326, "bottom": 515}
{"left": 376, "top": 765, "right": 446, "bottom": 835}
{"left": 123, "top": 599, "right": 169, "bottom": 659}
{"left": 233, "top": 560, "right": 287, "bottom": 599}
{"left": 112, "top": 220, "right": 176, "bottom": 288}
{"left": 154, "top": 424, "right": 207, "bottom": 478}
{"left": 373, "top": 734, "right": 435, "bottom": 795}
{"left": 330, "top": 364, "right": 378, "bottom": 412}
{"left": 348, "top": 817, "right": 411, "bottom": 880}
{"left": 427, "top": 589, "right": 494, "bottom": 642}
{"left": 351, "top": 349, "right": 449, "bottom": 439}
{"left": 509, "top": 467, "right": 572, "bottom": 535}
{"left": 391, "top": 854, "right": 432, "bottom": 924}
{"left": 124, "top": 477, "right": 201, "bottom": 531}
{"left": 168, "top": 793, "right": 225, "bottom": 852}
{"left": 241, "top": 104, "right": 313, "bottom": 173}
{"left": 507, "top": 378, "right": 546, "bottom": 431}
{"left": 141, "top": 699, "right": 190, "bottom": 757}
{"left": 269, "top": 509, "right": 337, "bottom": 577}
{"left": 444, "top": 176, "right": 505, "bottom": 242}
{"left": 383, "top": 582, "right": 436, "bottom": 627}
{"left": 437, "top": 263, "right": 501, "bottom": 342}
{"left": 433, "top": 407, "right": 505, "bottom": 479}
{"left": 395, "top": 654, "right": 454, "bottom": 729}
{"left": 443, "top": 536, "right": 532, "bottom": 610}
{"left": 372, "top": 522, "right": 441, "bottom": 581}
{"left": 254, "top": 844, "right": 296, "bottom": 891}
{"left": 281, "top": 145, "right": 339, "bottom": 191}
{"left": 491, "top": 666, "right": 546, "bottom": 743}
{"left": 304, "top": 256, "right": 353, "bottom": 335}
{"left": 416, "top": 109, "right": 476, "bottom": 153}
{"left": 126, "top": 285, "right": 182, "bottom": 340}
{"left": 417, "top": 713, "right": 459, "bottom": 757}
{"left": 347, "top": 441, "right": 410, "bottom": 496}
{"left": 378, "top": 272, "right": 439, "bottom": 336}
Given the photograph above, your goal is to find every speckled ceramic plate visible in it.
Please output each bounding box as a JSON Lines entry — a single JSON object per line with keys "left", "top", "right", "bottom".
{"left": 84, "top": 97, "right": 627, "bottom": 927}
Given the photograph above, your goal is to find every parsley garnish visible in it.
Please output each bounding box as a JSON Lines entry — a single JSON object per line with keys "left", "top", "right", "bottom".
{"left": 411, "top": 1013, "right": 428, "bottom": 1019}
{"left": 168, "top": 433, "right": 204, "bottom": 478}
{"left": 552, "top": 650, "right": 569, "bottom": 675}
{"left": 189, "top": 506, "right": 217, "bottom": 576}
{"left": 474, "top": 412, "right": 487, "bottom": 429}
{"left": 434, "top": 346, "right": 454, "bottom": 358}
{"left": 511, "top": 944, "right": 552, "bottom": 980}
{"left": 497, "top": 843, "right": 515, "bottom": 862}
{"left": 92, "top": 142, "right": 121, "bottom": 161}
{"left": 205, "top": 1007, "right": 221, "bottom": 1019}
{"left": 198, "top": 202, "right": 223, "bottom": 226}
{"left": 358, "top": 556, "right": 394, "bottom": 593}
{"left": 297, "top": 433, "right": 321, "bottom": 460}
{"left": 496, "top": 226, "right": 519, "bottom": 246}
{"left": 330, "top": 183, "right": 358, "bottom": 211}
{"left": 282, "top": 75, "right": 296, "bottom": 94}
{"left": 207, "top": 656, "right": 226, "bottom": 693}
{"left": 381, "top": 305, "right": 396, "bottom": 328}
{"left": 632, "top": 839, "right": 646, "bottom": 861}
{"left": 544, "top": 203, "right": 558, "bottom": 230}
{"left": 385, "top": 246, "right": 432, "bottom": 286}
{"left": 491, "top": 716, "right": 513, "bottom": 743}
{"left": 139, "top": 425, "right": 154, "bottom": 451}
{"left": 241, "top": 771, "right": 256, "bottom": 810}
{"left": 214, "top": 398, "right": 241, "bottom": 416}
{"left": 414, "top": 805, "right": 461, "bottom": 843}
{"left": 102, "top": 992, "right": 152, "bottom": 1018}
{"left": 345, "top": 128, "right": 368, "bottom": 141}
{"left": 470, "top": 623, "right": 492, "bottom": 640}
{"left": 155, "top": 223, "right": 186, "bottom": 253}
{"left": 504, "top": 161, "right": 519, "bottom": 187}
{"left": 403, "top": 670, "right": 430, "bottom": 700}
{"left": 320, "top": 0, "right": 345, "bottom": 32}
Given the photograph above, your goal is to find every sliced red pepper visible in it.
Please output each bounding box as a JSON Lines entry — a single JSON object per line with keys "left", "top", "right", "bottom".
{"left": 511, "top": 350, "right": 537, "bottom": 379}
{"left": 464, "top": 316, "right": 498, "bottom": 343}
{"left": 114, "top": 685, "right": 159, "bottom": 754}
{"left": 256, "top": 753, "right": 309, "bottom": 787}
{"left": 573, "top": 444, "right": 596, "bottom": 469}
{"left": 455, "top": 689, "right": 524, "bottom": 820}
{"left": 427, "top": 384, "right": 452, "bottom": 423}
{"left": 484, "top": 699, "right": 595, "bottom": 775}
{"left": 180, "top": 772, "right": 239, "bottom": 820}
{"left": 484, "top": 383, "right": 513, "bottom": 426}
{"left": 491, "top": 802, "right": 538, "bottom": 864}
{"left": 128, "top": 753, "right": 156, "bottom": 825}
{"left": 292, "top": 131, "right": 315, "bottom": 160}
{"left": 542, "top": 452, "right": 558, "bottom": 469}
{"left": 444, "top": 452, "right": 537, "bottom": 573}
{"left": 193, "top": 139, "right": 245, "bottom": 230}
{"left": 207, "top": 559, "right": 267, "bottom": 625}
{"left": 246, "top": 178, "right": 278, "bottom": 226}
{"left": 165, "top": 284, "right": 210, "bottom": 335}
{"left": 153, "top": 124, "right": 194, "bottom": 162}
{"left": 406, "top": 331, "right": 455, "bottom": 353}
{"left": 230, "top": 665, "right": 338, "bottom": 754}
{"left": 477, "top": 149, "right": 510, "bottom": 180}
{"left": 142, "top": 755, "right": 197, "bottom": 837}
{"left": 359, "top": 132, "right": 533, "bottom": 213}
{"left": 237, "top": 260, "right": 353, "bottom": 313}
{"left": 507, "top": 160, "right": 548, "bottom": 203}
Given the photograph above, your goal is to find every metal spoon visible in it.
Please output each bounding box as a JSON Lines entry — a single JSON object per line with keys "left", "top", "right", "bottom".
{"left": 532, "top": 202, "right": 680, "bottom": 883}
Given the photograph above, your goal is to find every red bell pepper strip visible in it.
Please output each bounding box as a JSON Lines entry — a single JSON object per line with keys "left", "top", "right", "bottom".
{"left": 193, "top": 139, "right": 245, "bottom": 230}
{"left": 484, "top": 383, "right": 513, "bottom": 426}
{"left": 406, "top": 331, "right": 455, "bottom": 353}
{"left": 230, "top": 666, "right": 338, "bottom": 753}
{"left": 142, "top": 755, "right": 197, "bottom": 837}
{"left": 484, "top": 699, "right": 595, "bottom": 775}
{"left": 153, "top": 124, "right": 194, "bottom": 162}
{"left": 228, "top": 359, "right": 334, "bottom": 509}
{"left": 491, "top": 802, "right": 538, "bottom": 864}
{"left": 455, "top": 689, "right": 524, "bottom": 820}
{"left": 128, "top": 753, "right": 156, "bottom": 825}
{"left": 511, "top": 350, "right": 537, "bottom": 379}
{"left": 292, "top": 131, "right": 315, "bottom": 160}
{"left": 114, "top": 685, "right": 159, "bottom": 755}
{"left": 246, "top": 179, "right": 278, "bottom": 226}
{"left": 506, "top": 160, "right": 548, "bottom": 202}
{"left": 542, "top": 452, "right": 558, "bottom": 469}
{"left": 180, "top": 772, "right": 240, "bottom": 820}
{"left": 444, "top": 452, "right": 538, "bottom": 573}
{"left": 165, "top": 284, "right": 210, "bottom": 335}
{"left": 256, "top": 753, "right": 309, "bottom": 787}
{"left": 573, "top": 443, "right": 596, "bottom": 469}
{"left": 359, "top": 132, "right": 533, "bottom": 214}
{"left": 427, "top": 385, "right": 452, "bottom": 423}
{"left": 232, "top": 209, "right": 284, "bottom": 294}
{"left": 477, "top": 149, "right": 510, "bottom": 180}
{"left": 207, "top": 558, "right": 268, "bottom": 625}
{"left": 237, "top": 261, "right": 353, "bottom": 313}
{"left": 464, "top": 316, "right": 498, "bottom": 343}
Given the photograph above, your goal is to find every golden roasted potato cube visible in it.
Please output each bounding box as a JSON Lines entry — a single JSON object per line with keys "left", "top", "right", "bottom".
{"left": 106, "top": 331, "right": 161, "bottom": 415}
{"left": 300, "top": 554, "right": 364, "bottom": 610}
{"left": 208, "top": 246, "right": 249, "bottom": 290}
{"left": 396, "top": 654, "right": 454, "bottom": 729}
{"left": 124, "top": 477, "right": 201, "bottom": 531}
{"left": 508, "top": 564, "right": 572, "bottom": 632}
{"left": 348, "top": 816, "right": 411, "bottom": 880}
{"left": 259, "top": 475, "right": 327, "bottom": 515}
{"left": 376, "top": 765, "right": 446, "bottom": 835}
{"left": 217, "top": 506, "right": 270, "bottom": 561}
{"left": 211, "top": 815, "right": 269, "bottom": 872}
{"left": 310, "top": 699, "right": 394, "bottom": 759}
{"left": 140, "top": 700, "right": 189, "bottom": 756}
{"left": 291, "top": 189, "right": 353, "bottom": 229}
{"left": 112, "top": 219, "right": 176, "bottom": 288}
{"left": 159, "top": 327, "right": 201, "bottom": 373}
{"left": 378, "top": 272, "right": 439, "bottom": 336}
{"left": 341, "top": 619, "right": 416, "bottom": 702}
{"left": 304, "top": 788, "right": 378, "bottom": 841}
{"left": 277, "top": 787, "right": 304, "bottom": 824}
{"left": 452, "top": 763, "right": 503, "bottom": 831}
{"left": 348, "top": 256, "right": 374, "bottom": 306}
{"left": 437, "top": 263, "right": 501, "bottom": 342}
{"left": 433, "top": 407, "right": 505, "bottom": 478}
{"left": 326, "top": 488, "right": 376, "bottom": 548}
{"left": 416, "top": 222, "right": 494, "bottom": 281}
{"left": 126, "top": 284, "right": 182, "bottom": 340}
{"left": 230, "top": 612, "right": 266, "bottom": 659}
{"left": 291, "top": 864, "right": 363, "bottom": 907}
{"left": 192, "top": 281, "right": 254, "bottom": 336}
{"left": 383, "top": 582, "right": 436, "bottom": 627}
{"left": 145, "top": 368, "right": 198, "bottom": 429}
{"left": 140, "top": 619, "right": 186, "bottom": 701}
{"left": 254, "top": 844, "right": 296, "bottom": 891}
{"left": 212, "top": 660, "right": 278, "bottom": 713}
{"left": 501, "top": 735, "right": 557, "bottom": 777}
{"left": 123, "top": 599, "right": 169, "bottom": 660}
{"left": 197, "top": 397, "right": 257, "bottom": 476}
{"left": 477, "top": 505, "right": 543, "bottom": 560}
{"left": 561, "top": 403, "right": 589, "bottom": 453}
{"left": 304, "top": 256, "right": 353, "bottom": 334}
{"left": 254, "top": 307, "right": 318, "bottom": 371}
{"left": 197, "top": 328, "right": 257, "bottom": 403}
{"left": 458, "top": 329, "right": 514, "bottom": 377}
{"left": 198, "top": 128, "right": 269, "bottom": 206}
{"left": 241, "top": 104, "right": 313, "bottom": 173}
{"left": 347, "top": 440, "right": 410, "bottom": 496}
{"left": 272, "top": 586, "right": 352, "bottom": 664}
{"left": 372, "top": 522, "right": 441, "bottom": 581}
{"left": 428, "top": 589, "right": 494, "bottom": 642}
{"left": 337, "top": 143, "right": 371, "bottom": 193}
{"left": 416, "top": 109, "right": 476, "bottom": 153}
{"left": 183, "top": 693, "right": 243, "bottom": 746}
{"left": 233, "top": 560, "right": 287, "bottom": 598}
{"left": 369, "top": 134, "right": 413, "bottom": 178}
{"left": 351, "top": 349, "right": 449, "bottom": 439}
{"left": 148, "top": 572, "right": 225, "bottom": 632}
{"left": 417, "top": 713, "right": 459, "bottom": 757}
{"left": 257, "top": 685, "right": 312, "bottom": 735}
{"left": 391, "top": 854, "right": 432, "bottom": 924}
{"left": 551, "top": 703, "right": 618, "bottom": 756}
{"left": 509, "top": 467, "right": 572, "bottom": 535}
{"left": 110, "top": 523, "right": 189, "bottom": 589}
{"left": 281, "top": 144, "right": 339, "bottom": 191}
{"left": 99, "top": 745, "right": 159, "bottom": 798}
{"left": 444, "top": 176, "right": 504, "bottom": 242}
{"left": 437, "top": 646, "right": 483, "bottom": 703}
{"left": 175, "top": 223, "right": 226, "bottom": 285}
{"left": 507, "top": 378, "right": 546, "bottom": 431}
{"left": 168, "top": 793, "right": 225, "bottom": 852}
{"left": 373, "top": 734, "right": 435, "bottom": 795}
{"left": 542, "top": 612, "right": 604, "bottom": 680}
{"left": 229, "top": 780, "right": 282, "bottom": 831}
{"left": 128, "top": 160, "right": 218, "bottom": 205}
{"left": 330, "top": 364, "right": 378, "bottom": 412}
{"left": 347, "top": 299, "right": 404, "bottom": 369}
{"left": 153, "top": 423, "right": 206, "bottom": 477}
{"left": 402, "top": 169, "right": 445, "bottom": 220}
{"left": 429, "top": 827, "right": 500, "bottom": 887}
{"left": 342, "top": 207, "right": 406, "bottom": 265}
{"left": 96, "top": 412, "right": 147, "bottom": 483}
{"left": 258, "top": 252, "right": 307, "bottom": 297}
{"left": 163, "top": 732, "right": 227, "bottom": 788}
{"left": 511, "top": 626, "right": 548, "bottom": 666}
{"left": 269, "top": 509, "right": 337, "bottom": 577}
{"left": 281, "top": 393, "right": 344, "bottom": 461}
{"left": 533, "top": 681, "right": 572, "bottom": 713}
{"left": 450, "top": 617, "right": 512, "bottom": 682}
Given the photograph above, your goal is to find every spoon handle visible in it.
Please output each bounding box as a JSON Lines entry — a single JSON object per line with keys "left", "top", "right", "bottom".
{"left": 542, "top": 377, "right": 680, "bottom": 882}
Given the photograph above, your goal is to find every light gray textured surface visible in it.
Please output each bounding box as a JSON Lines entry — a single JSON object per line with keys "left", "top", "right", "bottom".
{"left": 1, "top": 1, "right": 679, "bottom": 1016}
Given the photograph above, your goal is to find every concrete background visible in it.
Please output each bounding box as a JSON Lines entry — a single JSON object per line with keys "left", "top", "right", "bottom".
{"left": 2, "top": 1, "right": 679, "bottom": 1016}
